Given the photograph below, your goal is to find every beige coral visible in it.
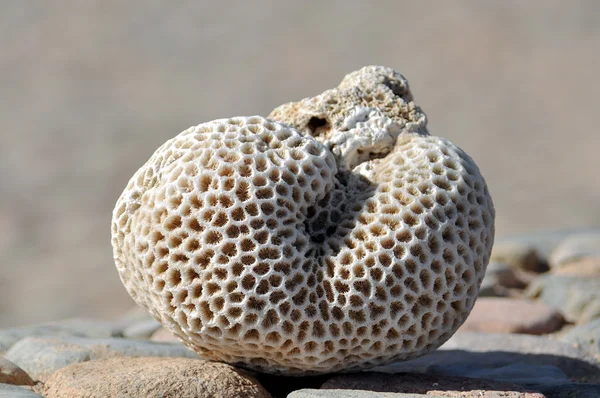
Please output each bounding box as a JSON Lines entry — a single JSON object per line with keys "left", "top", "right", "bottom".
{"left": 112, "top": 66, "right": 494, "bottom": 375}
{"left": 269, "top": 65, "right": 427, "bottom": 170}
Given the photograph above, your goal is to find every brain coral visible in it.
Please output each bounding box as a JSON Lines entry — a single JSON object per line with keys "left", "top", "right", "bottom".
{"left": 111, "top": 66, "right": 495, "bottom": 375}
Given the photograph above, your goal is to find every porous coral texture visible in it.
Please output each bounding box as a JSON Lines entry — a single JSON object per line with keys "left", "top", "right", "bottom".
{"left": 112, "top": 67, "right": 494, "bottom": 375}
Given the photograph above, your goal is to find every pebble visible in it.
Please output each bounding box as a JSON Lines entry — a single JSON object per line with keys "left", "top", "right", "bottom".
{"left": 110, "top": 306, "right": 156, "bottom": 335}
{"left": 122, "top": 318, "right": 162, "bottom": 339}
{"left": 0, "top": 383, "right": 43, "bottom": 398}
{"left": 525, "top": 273, "right": 600, "bottom": 323}
{"left": 493, "top": 229, "right": 598, "bottom": 260}
{"left": 0, "top": 356, "right": 33, "bottom": 386}
{"left": 321, "top": 372, "right": 544, "bottom": 397}
{"left": 549, "top": 231, "right": 600, "bottom": 268}
{"left": 479, "top": 262, "right": 526, "bottom": 297}
{"left": 374, "top": 332, "right": 600, "bottom": 384}
{"left": 4, "top": 336, "right": 197, "bottom": 382}
{"left": 43, "top": 357, "right": 270, "bottom": 398}
{"left": 150, "top": 326, "right": 179, "bottom": 342}
{"left": 553, "top": 257, "right": 600, "bottom": 276}
{"left": 289, "top": 390, "right": 444, "bottom": 398}
{"left": 459, "top": 297, "right": 564, "bottom": 335}
{"left": 0, "top": 318, "right": 118, "bottom": 354}
{"left": 560, "top": 318, "right": 600, "bottom": 356}
{"left": 490, "top": 241, "right": 548, "bottom": 273}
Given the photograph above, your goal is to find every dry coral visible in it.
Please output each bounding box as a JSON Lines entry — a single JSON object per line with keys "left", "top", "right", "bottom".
{"left": 111, "top": 66, "right": 495, "bottom": 374}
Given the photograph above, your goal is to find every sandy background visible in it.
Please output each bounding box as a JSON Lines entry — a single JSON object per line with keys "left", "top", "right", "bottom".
{"left": 1, "top": 1, "right": 599, "bottom": 327}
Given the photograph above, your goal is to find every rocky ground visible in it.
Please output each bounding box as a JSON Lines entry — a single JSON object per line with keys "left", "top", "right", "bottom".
{"left": 2, "top": 230, "right": 600, "bottom": 397}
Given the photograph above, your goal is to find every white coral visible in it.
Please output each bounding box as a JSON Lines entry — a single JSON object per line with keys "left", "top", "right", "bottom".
{"left": 112, "top": 67, "right": 495, "bottom": 375}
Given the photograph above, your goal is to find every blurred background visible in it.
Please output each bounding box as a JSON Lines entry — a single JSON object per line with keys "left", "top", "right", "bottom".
{"left": 1, "top": 1, "right": 599, "bottom": 328}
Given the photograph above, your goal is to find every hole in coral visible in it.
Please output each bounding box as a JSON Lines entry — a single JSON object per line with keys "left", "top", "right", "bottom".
{"left": 306, "top": 116, "right": 329, "bottom": 137}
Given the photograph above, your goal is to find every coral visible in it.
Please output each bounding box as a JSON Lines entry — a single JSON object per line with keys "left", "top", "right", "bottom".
{"left": 112, "top": 67, "right": 494, "bottom": 375}
{"left": 269, "top": 65, "right": 427, "bottom": 171}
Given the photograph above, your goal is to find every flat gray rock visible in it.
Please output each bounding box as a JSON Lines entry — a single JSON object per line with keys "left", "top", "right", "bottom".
{"left": 0, "top": 383, "right": 43, "bottom": 398}
{"left": 0, "top": 318, "right": 118, "bottom": 354}
{"left": 4, "top": 336, "right": 197, "bottom": 382}
{"left": 561, "top": 318, "right": 600, "bottom": 356}
{"left": 321, "top": 372, "right": 544, "bottom": 397}
{"left": 432, "top": 363, "right": 569, "bottom": 387}
{"left": 525, "top": 273, "right": 600, "bottom": 323}
{"left": 288, "top": 390, "right": 441, "bottom": 398}
{"left": 374, "top": 332, "right": 600, "bottom": 384}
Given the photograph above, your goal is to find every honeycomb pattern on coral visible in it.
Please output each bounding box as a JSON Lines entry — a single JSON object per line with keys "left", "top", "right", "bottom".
{"left": 112, "top": 114, "right": 494, "bottom": 375}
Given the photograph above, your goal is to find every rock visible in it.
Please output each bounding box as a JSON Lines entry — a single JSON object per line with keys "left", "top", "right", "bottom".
{"left": 254, "top": 373, "right": 330, "bottom": 398}
{"left": 550, "top": 232, "right": 600, "bottom": 268}
{"left": 150, "top": 326, "right": 179, "bottom": 342}
{"left": 525, "top": 273, "right": 600, "bottom": 323}
{"left": 4, "top": 336, "right": 197, "bottom": 382}
{"left": 0, "top": 318, "right": 118, "bottom": 354}
{"left": 553, "top": 257, "right": 600, "bottom": 276}
{"left": 537, "top": 383, "right": 600, "bottom": 398}
{"left": 0, "top": 356, "right": 33, "bottom": 386}
{"left": 43, "top": 357, "right": 270, "bottom": 398}
{"left": 479, "top": 262, "right": 526, "bottom": 297}
{"left": 122, "top": 318, "right": 161, "bottom": 339}
{"left": 459, "top": 297, "right": 564, "bottom": 334}
{"left": 490, "top": 241, "right": 548, "bottom": 273}
{"left": 560, "top": 318, "right": 600, "bottom": 356}
{"left": 493, "top": 229, "right": 598, "bottom": 261}
{"left": 374, "top": 332, "right": 600, "bottom": 384}
{"left": 321, "top": 372, "right": 544, "bottom": 397}
{"left": 110, "top": 306, "right": 155, "bottom": 335}
{"left": 0, "top": 383, "right": 43, "bottom": 398}
{"left": 289, "top": 390, "right": 443, "bottom": 398}
{"left": 434, "top": 363, "right": 570, "bottom": 387}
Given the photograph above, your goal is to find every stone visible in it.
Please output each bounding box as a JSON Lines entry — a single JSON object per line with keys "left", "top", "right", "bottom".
{"left": 433, "top": 363, "right": 570, "bottom": 387}
{"left": 553, "top": 257, "right": 600, "bottom": 276}
{"left": 0, "top": 318, "right": 118, "bottom": 354}
{"left": 0, "top": 383, "right": 43, "bottom": 398}
{"left": 525, "top": 273, "right": 600, "bottom": 323}
{"left": 4, "top": 336, "right": 197, "bottom": 382}
{"left": 150, "top": 326, "right": 179, "bottom": 342}
{"left": 288, "top": 390, "right": 443, "bottom": 398}
{"left": 479, "top": 262, "right": 528, "bottom": 297}
{"left": 43, "top": 357, "right": 270, "bottom": 398}
{"left": 374, "top": 332, "right": 600, "bottom": 384}
{"left": 459, "top": 297, "right": 564, "bottom": 334}
{"left": 321, "top": 372, "right": 544, "bottom": 397}
{"left": 537, "top": 383, "right": 600, "bottom": 398}
{"left": 490, "top": 241, "right": 549, "bottom": 273}
{"left": 122, "top": 318, "right": 161, "bottom": 339}
{"left": 560, "top": 318, "right": 600, "bottom": 356}
{"left": 110, "top": 306, "right": 155, "bottom": 335}
{"left": 0, "top": 356, "right": 33, "bottom": 386}
{"left": 492, "top": 229, "right": 596, "bottom": 262}
{"left": 550, "top": 232, "right": 600, "bottom": 268}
